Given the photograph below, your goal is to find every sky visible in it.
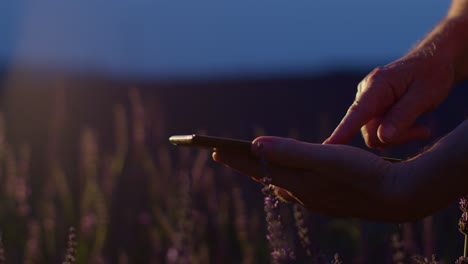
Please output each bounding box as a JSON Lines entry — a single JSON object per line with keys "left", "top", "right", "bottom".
{"left": 0, "top": 1, "right": 451, "bottom": 79}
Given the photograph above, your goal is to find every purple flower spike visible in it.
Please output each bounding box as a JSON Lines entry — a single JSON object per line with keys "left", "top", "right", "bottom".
{"left": 258, "top": 148, "right": 295, "bottom": 264}
{"left": 459, "top": 195, "right": 468, "bottom": 259}
{"left": 460, "top": 212, "right": 468, "bottom": 235}
{"left": 461, "top": 198, "right": 468, "bottom": 212}
{"left": 455, "top": 256, "right": 468, "bottom": 264}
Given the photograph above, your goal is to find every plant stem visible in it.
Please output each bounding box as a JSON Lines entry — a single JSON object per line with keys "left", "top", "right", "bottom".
{"left": 464, "top": 234, "right": 467, "bottom": 257}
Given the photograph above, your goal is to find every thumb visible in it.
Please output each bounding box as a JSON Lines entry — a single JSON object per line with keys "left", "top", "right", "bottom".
{"left": 252, "top": 136, "right": 333, "bottom": 170}
{"left": 377, "top": 88, "right": 430, "bottom": 143}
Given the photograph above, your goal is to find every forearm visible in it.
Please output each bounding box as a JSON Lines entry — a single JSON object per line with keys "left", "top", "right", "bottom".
{"left": 403, "top": 119, "right": 468, "bottom": 218}
{"left": 447, "top": 0, "right": 468, "bottom": 81}
{"left": 407, "top": 1, "right": 468, "bottom": 82}
{"left": 440, "top": 16, "right": 468, "bottom": 82}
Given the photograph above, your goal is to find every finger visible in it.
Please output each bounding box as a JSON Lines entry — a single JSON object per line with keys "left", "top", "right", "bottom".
{"left": 325, "top": 81, "right": 391, "bottom": 144}
{"left": 378, "top": 124, "right": 431, "bottom": 146}
{"left": 251, "top": 136, "right": 393, "bottom": 185}
{"left": 361, "top": 117, "right": 384, "bottom": 149}
{"left": 378, "top": 86, "right": 430, "bottom": 143}
{"left": 365, "top": 124, "right": 431, "bottom": 148}
{"left": 252, "top": 136, "right": 354, "bottom": 172}
{"left": 362, "top": 118, "right": 431, "bottom": 148}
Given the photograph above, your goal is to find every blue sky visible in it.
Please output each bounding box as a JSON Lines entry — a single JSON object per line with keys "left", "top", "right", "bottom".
{"left": 0, "top": 1, "right": 450, "bottom": 79}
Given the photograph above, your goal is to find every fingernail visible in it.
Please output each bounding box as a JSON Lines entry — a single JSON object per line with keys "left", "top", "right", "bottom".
{"left": 380, "top": 125, "right": 396, "bottom": 142}
{"left": 252, "top": 140, "right": 272, "bottom": 157}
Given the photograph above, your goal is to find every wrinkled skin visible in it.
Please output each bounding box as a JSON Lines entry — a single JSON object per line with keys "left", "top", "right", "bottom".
{"left": 325, "top": 53, "right": 454, "bottom": 147}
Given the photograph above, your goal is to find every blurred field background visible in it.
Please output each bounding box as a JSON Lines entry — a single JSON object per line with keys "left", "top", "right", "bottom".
{"left": 0, "top": 69, "right": 466, "bottom": 263}
{"left": 1, "top": 1, "right": 468, "bottom": 263}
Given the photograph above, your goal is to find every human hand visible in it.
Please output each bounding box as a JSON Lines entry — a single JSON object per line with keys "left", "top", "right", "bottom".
{"left": 325, "top": 52, "right": 454, "bottom": 147}
{"left": 213, "top": 136, "right": 430, "bottom": 222}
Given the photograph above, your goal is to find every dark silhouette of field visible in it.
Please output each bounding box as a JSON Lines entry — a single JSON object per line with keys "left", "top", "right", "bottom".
{"left": 1, "top": 67, "right": 465, "bottom": 157}
{"left": 0, "top": 67, "right": 466, "bottom": 262}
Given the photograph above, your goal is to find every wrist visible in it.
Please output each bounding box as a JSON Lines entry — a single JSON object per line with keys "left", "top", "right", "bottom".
{"left": 405, "top": 15, "right": 468, "bottom": 83}
{"left": 409, "top": 120, "right": 468, "bottom": 211}
{"left": 443, "top": 15, "right": 468, "bottom": 82}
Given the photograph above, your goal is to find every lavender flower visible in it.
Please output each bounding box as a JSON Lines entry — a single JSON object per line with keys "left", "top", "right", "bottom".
{"left": 331, "top": 253, "right": 342, "bottom": 264}
{"left": 0, "top": 232, "right": 5, "bottom": 264}
{"left": 411, "top": 254, "right": 439, "bottom": 264}
{"left": 460, "top": 197, "right": 468, "bottom": 235}
{"left": 460, "top": 212, "right": 468, "bottom": 236}
{"left": 167, "top": 169, "right": 193, "bottom": 264}
{"left": 232, "top": 186, "right": 255, "bottom": 263}
{"left": 62, "top": 227, "right": 77, "bottom": 264}
{"left": 293, "top": 204, "right": 314, "bottom": 257}
{"left": 456, "top": 257, "right": 468, "bottom": 264}
{"left": 462, "top": 198, "right": 468, "bottom": 212}
{"left": 391, "top": 233, "right": 406, "bottom": 264}
{"left": 24, "top": 220, "right": 41, "bottom": 264}
{"left": 257, "top": 142, "right": 295, "bottom": 264}
{"left": 459, "top": 196, "right": 468, "bottom": 258}
{"left": 422, "top": 216, "right": 435, "bottom": 258}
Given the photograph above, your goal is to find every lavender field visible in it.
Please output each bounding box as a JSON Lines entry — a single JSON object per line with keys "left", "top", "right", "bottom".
{"left": 0, "top": 71, "right": 467, "bottom": 263}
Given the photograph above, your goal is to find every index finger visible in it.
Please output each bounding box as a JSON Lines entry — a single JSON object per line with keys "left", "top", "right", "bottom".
{"left": 325, "top": 84, "right": 389, "bottom": 144}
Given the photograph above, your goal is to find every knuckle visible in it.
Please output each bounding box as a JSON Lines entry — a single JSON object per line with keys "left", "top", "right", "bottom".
{"left": 367, "top": 65, "right": 401, "bottom": 89}
{"left": 347, "top": 98, "right": 374, "bottom": 122}
{"left": 371, "top": 66, "right": 386, "bottom": 75}
{"left": 348, "top": 100, "right": 358, "bottom": 110}
{"left": 346, "top": 101, "right": 367, "bottom": 122}
{"left": 368, "top": 66, "right": 389, "bottom": 81}
{"left": 357, "top": 67, "right": 386, "bottom": 95}
{"left": 356, "top": 81, "right": 364, "bottom": 95}
{"left": 361, "top": 66, "right": 399, "bottom": 101}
